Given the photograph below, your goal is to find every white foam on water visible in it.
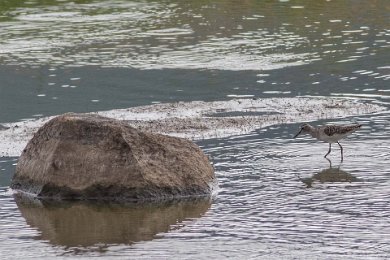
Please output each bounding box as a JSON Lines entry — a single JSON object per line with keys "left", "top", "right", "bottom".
{"left": 0, "top": 97, "right": 384, "bottom": 157}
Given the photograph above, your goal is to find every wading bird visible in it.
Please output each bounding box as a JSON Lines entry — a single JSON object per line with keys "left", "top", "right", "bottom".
{"left": 293, "top": 123, "right": 362, "bottom": 162}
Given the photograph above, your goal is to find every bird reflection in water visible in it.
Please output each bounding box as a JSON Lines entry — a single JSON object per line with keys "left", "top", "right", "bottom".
{"left": 297, "top": 158, "right": 359, "bottom": 188}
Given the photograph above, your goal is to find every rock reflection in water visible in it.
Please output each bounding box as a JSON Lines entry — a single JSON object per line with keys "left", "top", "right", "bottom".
{"left": 14, "top": 194, "right": 211, "bottom": 249}
{"left": 298, "top": 162, "right": 360, "bottom": 188}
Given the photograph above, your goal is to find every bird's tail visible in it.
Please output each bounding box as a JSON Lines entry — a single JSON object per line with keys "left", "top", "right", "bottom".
{"left": 351, "top": 119, "right": 362, "bottom": 128}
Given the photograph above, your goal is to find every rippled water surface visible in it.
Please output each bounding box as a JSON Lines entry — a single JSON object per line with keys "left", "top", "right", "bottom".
{"left": 0, "top": 0, "right": 390, "bottom": 259}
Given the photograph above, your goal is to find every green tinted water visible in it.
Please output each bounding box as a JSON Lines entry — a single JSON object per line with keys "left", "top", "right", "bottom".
{"left": 0, "top": 0, "right": 389, "bottom": 258}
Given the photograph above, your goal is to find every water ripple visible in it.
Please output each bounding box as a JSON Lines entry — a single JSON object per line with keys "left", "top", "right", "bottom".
{"left": 0, "top": 0, "right": 389, "bottom": 258}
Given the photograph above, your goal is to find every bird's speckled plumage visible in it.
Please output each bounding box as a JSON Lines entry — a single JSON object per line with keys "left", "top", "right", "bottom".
{"left": 323, "top": 124, "right": 362, "bottom": 137}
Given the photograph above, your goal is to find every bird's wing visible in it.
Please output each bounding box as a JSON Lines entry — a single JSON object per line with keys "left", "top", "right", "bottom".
{"left": 323, "top": 125, "right": 336, "bottom": 136}
{"left": 323, "top": 124, "right": 361, "bottom": 136}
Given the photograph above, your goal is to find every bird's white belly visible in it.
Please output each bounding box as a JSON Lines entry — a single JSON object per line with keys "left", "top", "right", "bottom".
{"left": 318, "top": 133, "right": 348, "bottom": 143}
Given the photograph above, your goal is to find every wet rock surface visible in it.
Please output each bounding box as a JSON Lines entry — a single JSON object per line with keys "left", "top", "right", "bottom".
{"left": 11, "top": 113, "right": 215, "bottom": 201}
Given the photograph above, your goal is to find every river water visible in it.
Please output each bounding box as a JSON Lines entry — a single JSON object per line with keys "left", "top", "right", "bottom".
{"left": 0, "top": 0, "right": 389, "bottom": 259}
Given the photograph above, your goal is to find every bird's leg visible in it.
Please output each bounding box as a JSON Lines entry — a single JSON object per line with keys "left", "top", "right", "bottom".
{"left": 324, "top": 143, "right": 331, "bottom": 158}
{"left": 337, "top": 141, "right": 343, "bottom": 162}
{"left": 325, "top": 157, "right": 332, "bottom": 168}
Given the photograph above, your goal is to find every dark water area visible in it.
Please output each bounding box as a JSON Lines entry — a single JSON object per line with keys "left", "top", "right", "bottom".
{"left": 0, "top": 0, "right": 390, "bottom": 258}
{"left": 0, "top": 0, "right": 388, "bottom": 123}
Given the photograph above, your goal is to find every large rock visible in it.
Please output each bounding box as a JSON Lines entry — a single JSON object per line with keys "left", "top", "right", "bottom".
{"left": 11, "top": 113, "right": 216, "bottom": 201}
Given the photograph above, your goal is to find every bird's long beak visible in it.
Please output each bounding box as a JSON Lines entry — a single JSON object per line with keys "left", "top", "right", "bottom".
{"left": 293, "top": 129, "right": 303, "bottom": 139}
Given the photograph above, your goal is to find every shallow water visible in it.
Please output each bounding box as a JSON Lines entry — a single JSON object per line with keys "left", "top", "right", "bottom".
{"left": 0, "top": 0, "right": 390, "bottom": 259}
{"left": 1, "top": 113, "right": 390, "bottom": 258}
